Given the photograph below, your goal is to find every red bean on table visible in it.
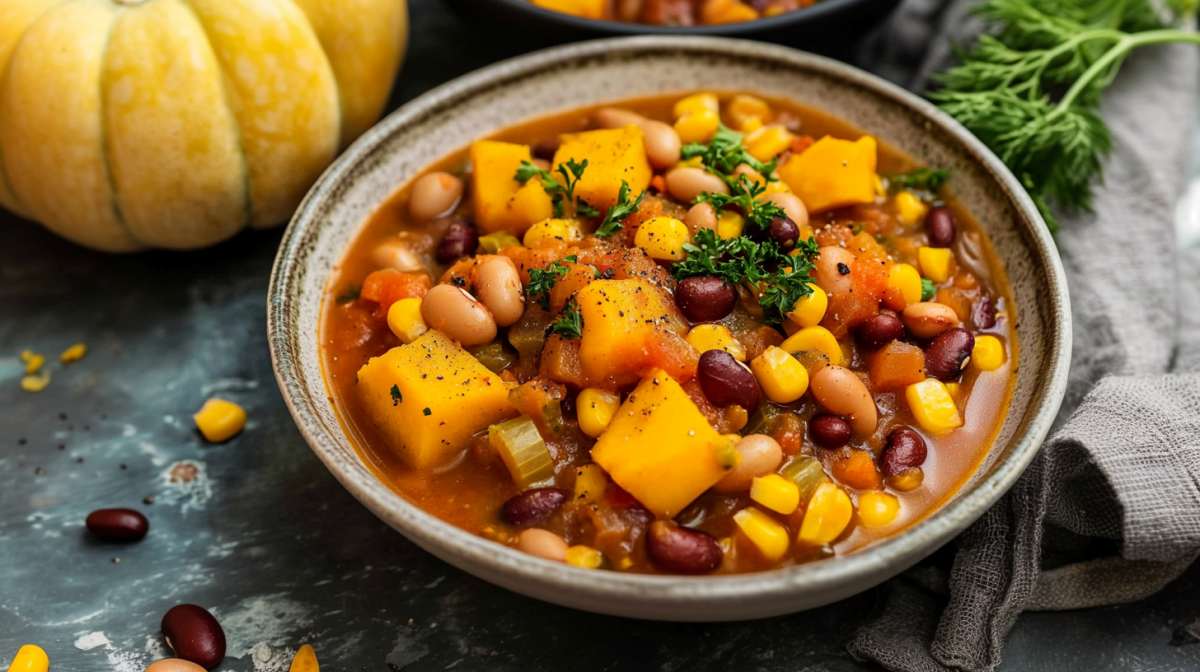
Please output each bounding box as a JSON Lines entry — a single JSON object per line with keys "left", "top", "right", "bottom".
{"left": 502, "top": 488, "right": 569, "bottom": 526}
{"left": 435, "top": 221, "right": 478, "bottom": 263}
{"left": 86, "top": 508, "right": 149, "bottom": 541}
{"left": 646, "top": 521, "right": 722, "bottom": 574}
{"left": 925, "top": 207, "right": 956, "bottom": 247}
{"left": 924, "top": 328, "right": 976, "bottom": 381}
{"left": 675, "top": 276, "right": 737, "bottom": 323}
{"left": 856, "top": 314, "right": 905, "bottom": 349}
{"left": 881, "top": 427, "right": 928, "bottom": 476}
{"left": 161, "top": 604, "right": 226, "bottom": 669}
{"left": 697, "top": 350, "right": 761, "bottom": 411}
{"left": 808, "top": 414, "right": 852, "bottom": 450}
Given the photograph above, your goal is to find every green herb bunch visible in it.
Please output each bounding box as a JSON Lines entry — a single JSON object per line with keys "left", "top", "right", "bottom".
{"left": 932, "top": 0, "right": 1199, "bottom": 229}
{"left": 695, "top": 175, "right": 788, "bottom": 234}
{"left": 682, "top": 124, "right": 779, "bottom": 176}
{"left": 515, "top": 158, "right": 599, "bottom": 218}
{"left": 526, "top": 255, "right": 578, "bottom": 310}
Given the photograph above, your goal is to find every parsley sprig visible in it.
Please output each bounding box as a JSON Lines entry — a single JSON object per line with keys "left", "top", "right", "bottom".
{"left": 681, "top": 124, "right": 779, "bottom": 177}
{"left": 673, "top": 229, "right": 821, "bottom": 325}
{"left": 526, "top": 255, "right": 578, "bottom": 310}
{"left": 694, "top": 175, "right": 787, "bottom": 233}
{"left": 548, "top": 301, "right": 584, "bottom": 340}
{"left": 887, "top": 169, "right": 949, "bottom": 193}
{"left": 514, "top": 158, "right": 599, "bottom": 218}
{"left": 594, "top": 180, "right": 646, "bottom": 237}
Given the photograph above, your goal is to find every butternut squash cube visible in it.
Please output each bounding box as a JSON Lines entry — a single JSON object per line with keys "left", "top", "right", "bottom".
{"left": 778, "top": 135, "right": 878, "bottom": 214}
{"left": 591, "top": 370, "right": 728, "bottom": 517}
{"left": 552, "top": 127, "right": 652, "bottom": 209}
{"left": 356, "top": 331, "right": 517, "bottom": 469}
{"left": 470, "top": 140, "right": 554, "bottom": 235}
{"left": 576, "top": 279, "right": 692, "bottom": 387}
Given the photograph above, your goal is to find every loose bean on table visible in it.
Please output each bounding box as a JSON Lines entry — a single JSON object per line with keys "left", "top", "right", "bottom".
{"left": 676, "top": 276, "right": 736, "bottom": 322}
{"left": 881, "top": 427, "right": 928, "bottom": 476}
{"left": 924, "top": 328, "right": 976, "bottom": 380}
{"left": 435, "top": 221, "right": 478, "bottom": 263}
{"left": 145, "top": 660, "right": 208, "bottom": 672}
{"left": 502, "top": 488, "right": 569, "bottom": 526}
{"left": 809, "top": 366, "right": 878, "bottom": 437}
{"left": 517, "top": 528, "right": 568, "bottom": 562}
{"left": 665, "top": 167, "right": 728, "bottom": 203}
{"left": 697, "top": 350, "right": 761, "bottom": 411}
{"left": 856, "top": 314, "right": 905, "bottom": 349}
{"left": 420, "top": 285, "right": 497, "bottom": 346}
{"left": 161, "top": 604, "right": 226, "bottom": 669}
{"left": 925, "top": 206, "right": 956, "bottom": 247}
{"left": 901, "top": 302, "right": 959, "bottom": 339}
{"left": 86, "top": 508, "right": 149, "bottom": 541}
{"left": 713, "top": 434, "right": 783, "bottom": 494}
{"left": 645, "top": 521, "right": 722, "bottom": 574}
{"left": 473, "top": 256, "right": 524, "bottom": 327}
{"left": 808, "top": 414, "right": 852, "bottom": 450}
{"left": 409, "top": 171, "right": 463, "bottom": 221}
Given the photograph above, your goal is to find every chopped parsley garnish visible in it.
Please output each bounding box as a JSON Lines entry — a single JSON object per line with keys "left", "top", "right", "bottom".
{"left": 594, "top": 180, "right": 645, "bottom": 237}
{"left": 335, "top": 285, "right": 361, "bottom": 304}
{"left": 673, "top": 229, "right": 821, "bottom": 325}
{"left": 422, "top": 407, "right": 432, "bottom": 416}
{"left": 694, "top": 174, "right": 787, "bottom": 233}
{"left": 548, "top": 301, "right": 584, "bottom": 340}
{"left": 514, "top": 158, "right": 596, "bottom": 218}
{"left": 921, "top": 277, "right": 937, "bottom": 302}
{"left": 888, "top": 169, "right": 949, "bottom": 193}
{"left": 681, "top": 124, "right": 779, "bottom": 177}
{"left": 526, "top": 255, "right": 579, "bottom": 310}
{"left": 390, "top": 384, "right": 402, "bottom": 406}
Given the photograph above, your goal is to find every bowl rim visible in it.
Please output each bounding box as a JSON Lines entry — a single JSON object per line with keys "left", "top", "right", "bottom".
{"left": 268, "top": 35, "right": 1071, "bottom": 609}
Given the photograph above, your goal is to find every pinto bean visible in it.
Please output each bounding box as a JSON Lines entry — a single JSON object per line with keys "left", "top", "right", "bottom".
{"left": 436, "top": 221, "right": 478, "bottom": 263}
{"left": 646, "top": 521, "right": 723, "bottom": 574}
{"left": 420, "top": 285, "right": 497, "bottom": 346}
{"left": 473, "top": 256, "right": 524, "bottom": 327}
{"left": 925, "top": 207, "right": 956, "bottom": 247}
{"left": 809, "top": 366, "right": 878, "bottom": 437}
{"left": 901, "top": 302, "right": 959, "bottom": 339}
{"left": 666, "top": 167, "right": 729, "bottom": 203}
{"left": 676, "top": 276, "right": 736, "bottom": 322}
{"left": 86, "top": 508, "right": 149, "bottom": 541}
{"left": 808, "top": 414, "right": 852, "bottom": 450}
{"left": 595, "top": 108, "right": 681, "bottom": 169}
{"left": 502, "top": 488, "right": 569, "bottom": 526}
{"left": 410, "top": 171, "right": 463, "bottom": 221}
{"left": 856, "top": 314, "right": 905, "bottom": 349}
{"left": 924, "top": 328, "right": 975, "bottom": 381}
{"left": 372, "top": 240, "right": 424, "bottom": 273}
{"left": 684, "top": 202, "right": 718, "bottom": 235}
{"left": 697, "top": 350, "right": 760, "bottom": 411}
{"left": 161, "top": 605, "right": 225, "bottom": 669}
{"left": 517, "top": 528, "right": 568, "bottom": 562}
{"left": 762, "top": 191, "right": 808, "bottom": 232}
{"left": 713, "top": 434, "right": 783, "bottom": 494}
{"left": 145, "top": 660, "right": 208, "bottom": 672}
{"left": 881, "top": 426, "right": 928, "bottom": 476}
{"left": 813, "top": 246, "right": 856, "bottom": 295}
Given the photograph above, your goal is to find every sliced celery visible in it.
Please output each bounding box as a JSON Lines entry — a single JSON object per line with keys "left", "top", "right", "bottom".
{"left": 478, "top": 231, "right": 522, "bottom": 255}
{"left": 781, "top": 456, "right": 828, "bottom": 505}
{"left": 468, "top": 342, "right": 516, "bottom": 374}
{"left": 489, "top": 416, "right": 554, "bottom": 488}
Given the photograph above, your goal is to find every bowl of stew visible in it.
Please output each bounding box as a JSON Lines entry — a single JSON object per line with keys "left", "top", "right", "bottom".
{"left": 268, "top": 36, "right": 1070, "bottom": 620}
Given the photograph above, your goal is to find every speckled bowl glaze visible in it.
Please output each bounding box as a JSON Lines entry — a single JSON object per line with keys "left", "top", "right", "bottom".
{"left": 268, "top": 36, "right": 1071, "bottom": 621}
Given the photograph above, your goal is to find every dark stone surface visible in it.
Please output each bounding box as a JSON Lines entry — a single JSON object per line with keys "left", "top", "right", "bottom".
{"left": 2, "top": 2, "right": 1198, "bottom": 670}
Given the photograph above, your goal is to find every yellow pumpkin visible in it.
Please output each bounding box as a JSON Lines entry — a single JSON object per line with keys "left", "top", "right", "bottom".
{"left": 0, "top": 0, "right": 407, "bottom": 252}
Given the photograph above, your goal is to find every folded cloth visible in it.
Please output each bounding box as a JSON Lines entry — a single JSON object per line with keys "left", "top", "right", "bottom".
{"left": 850, "top": 3, "right": 1200, "bottom": 670}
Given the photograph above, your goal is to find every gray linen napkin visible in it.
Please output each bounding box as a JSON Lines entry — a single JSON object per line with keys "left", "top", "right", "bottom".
{"left": 849, "top": 4, "right": 1200, "bottom": 670}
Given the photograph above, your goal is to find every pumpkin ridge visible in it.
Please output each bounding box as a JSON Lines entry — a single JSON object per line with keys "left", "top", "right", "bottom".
{"left": 96, "top": 0, "right": 142, "bottom": 250}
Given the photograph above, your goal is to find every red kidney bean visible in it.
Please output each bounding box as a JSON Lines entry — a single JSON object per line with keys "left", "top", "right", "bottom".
{"left": 856, "top": 314, "right": 905, "bottom": 349}
{"left": 676, "top": 276, "right": 736, "bottom": 322}
{"left": 532, "top": 138, "right": 561, "bottom": 162}
{"left": 645, "top": 521, "right": 722, "bottom": 574}
{"left": 559, "top": 390, "right": 577, "bottom": 420}
{"left": 972, "top": 294, "right": 996, "bottom": 330}
{"left": 501, "top": 488, "right": 569, "bottom": 526}
{"left": 925, "top": 207, "right": 956, "bottom": 248}
{"left": 808, "top": 414, "right": 852, "bottom": 450}
{"left": 768, "top": 216, "right": 800, "bottom": 251}
{"left": 924, "top": 328, "right": 975, "bottom": 381}
{"left": 697, "top": 350, "right": 761, "bottom": 411}
{"left": 436, "top": 221, "right": 478, "bottom": 263}
{"left": 161, "top": 604, "right": 226, "bottom": 669}
{"left": 881, "top": 426, "right": 928, "bottom": 476}
{"left": 86, "top": 508, "right": 149, "bottom": 541}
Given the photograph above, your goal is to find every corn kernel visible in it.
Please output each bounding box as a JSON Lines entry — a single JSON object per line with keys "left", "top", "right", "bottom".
{"left": 577, "top": 388, "right": 620, "bottom": 438}
{"left": 750, "top": 346, "right": 809, "bottom": 403}
{"left": 617, "top": 556, "right": 634, "bottom": 570}
{"left": 21, "top": 351, "right": 45, "bottom": 375}
{"left": 716, "top": 210, "right": 745, "bottom": 239}
{"left": 20, "top": 371, "right": 50, "bottom": 393}
{"left": 728, "top": 94, "right": 771, "bottom": 130}
{"left": 673, "top": 92, "right": 719, "bottom": 120}
{"left": 918, "top": 246, "right": 955, "bottom": 283}
{"left": 574, "top": 463, "right": 609, "bottom": 502}
{"left": 677, "top": 155, "right": 705, "bottom": 169}
{"left": 857, "top": 491, "right": 900, "bottom": 527}
{"left": 674, "top": 109, "right": 721, "bottom": 144}
{"left": 874, "top": 174, "right": 887, "bottom": 198}
{"left": 894, "top": 190, "right": 929, "bottom": 227}
{"left": 765, "top": 179, "right": 793, "bottom": 195}
{"left": 887, "top": 263, "right": 923, "bottom": 308}
{"left": 565, "top": 545, "right": 605, "bottom": 569}
{"left": 194, "top": 398, "right": 247, "bottom": 443}
{"left": 751, "top": 474, "right": 801, "bottom": 515}
{"left": 798, "top": 482, "right": 853, "bottom": 545}
{"left": 972, "top": 335, "right": 1005, "bottom": 371}
{"left": 740, "top": 117, "right": 764, "bottom": 134}
{"left": 733, "top": 507, "right": 790, "bottom": 561}
{"left": 7, "top": 645, "right": 49, "bottom": 672}
{"left": 786, "top": 284, "right": 828, "bottom": 328}
{"left": 686, "top": 324, "right": 747, "bottom": 361}
{"left": 780, "top": 326, "right": 843, "bottom": 370}
{"left": 387, "top": 298, "right": 428, "bottom": 344}
{"left": 905, "top": 379, "right": 963, "bottom": 435}
{"left": 60, "top": 343, "right": 87, "bottom": 364}
{"left": 290, "top": 644, "right": 319, "bottom": 672}
{"left": 701, "top": 0, "right": 759, "bottom": 25}
{"left": 944, "top": 381, "right": 962, "bottom": 399}
{"left": 634, "top": 216, "right": 689, "bottom": 261}
{"left": 523, "top": 218, "right": 583, "bottom": 247}
{"left": 745, "top": 125, "right": 794, "bottom": 163}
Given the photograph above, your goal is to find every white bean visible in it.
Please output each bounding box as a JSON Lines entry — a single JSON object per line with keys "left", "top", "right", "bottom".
{"left": 762, "top": 191, "right": 809, "bottom": 231}
{"left": 371, "top": 240, "right": 424, "bottom": 273}
{"left": 474, "top": 256, "right": 525, "bottom": 327}
{"left": 712, "top": 434, "right": 783, "bottom": 494}
{"left": 813, "top": 246, "right": 856, "bottom": 295}
{"left": 810, "top": 366, "right": 878, "bottom": 437}
{"left": 517, "top": 528, "right": 568, "bottom": 562}
{"left": 410, "top": 171, "right": 463, "bottom": 221}
{"left": 684, "top": 202, "right": 718, "bottom": 235}
{"left": 594, "top": 107, "right": 681, "bottom": 170}
{"left": 901, "top": 302, "right": 960, "bottom": 339}
{"left": 420, "top": 285, "right": 497, "bottom": 346}
{"left": 666, "top": 167, "right": 729, "bottom": 204}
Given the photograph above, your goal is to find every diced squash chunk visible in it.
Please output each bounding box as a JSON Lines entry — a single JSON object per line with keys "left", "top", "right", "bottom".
{"left": 577, "top": 279, "right": 694, "bottom": 387}
{"left": 574, "top": 463, "right": 609, "bottom": 503}
{"left": 733, "top": 507, "right": 790, "bottom": 561}
{"left": 591, "top": 370, "right": 727, "bottom": 517}
{"left": 552, "top": 127, "right": 652, "bottom": 209}
{"left": 905, "top": 379, "right": 963, "bottom": 435}
{"left": 778, "top": 135, "right": 878, "bottom": 214}
{"left": 356, "top": 331, "right": 516, "bottom": 468}
{"left": 830, "top": 449, "right": 881, "bottom": 490}
{"left": 470, "top": 140, "right": 554, "bottom": 234}
{"left": 919, "top": 246, "right": 955, "bottom": 283}
{"left": 868, "top": 341, "right": 926, "bottom": 391}
{"left": 531, "top": 0, "right": 605, "bottom": 19}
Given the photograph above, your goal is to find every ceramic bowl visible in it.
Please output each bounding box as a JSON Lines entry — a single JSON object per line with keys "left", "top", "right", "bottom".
{"left": 268, "top": 36, "right": 1071, "bottom": 621}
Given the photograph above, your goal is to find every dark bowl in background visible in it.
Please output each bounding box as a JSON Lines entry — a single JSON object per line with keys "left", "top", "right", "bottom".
{"left": 439, "top": 0, "right": 902, "bottom": 54}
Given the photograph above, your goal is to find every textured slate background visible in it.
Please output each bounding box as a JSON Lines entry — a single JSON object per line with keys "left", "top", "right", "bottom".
{"left": 2, "top": 1, "right": 1199, "bottom": 670}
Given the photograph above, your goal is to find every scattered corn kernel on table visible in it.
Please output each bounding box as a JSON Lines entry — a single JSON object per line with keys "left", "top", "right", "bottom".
{"left": 3, "top": 3, "right": 1200, "bottom": 670}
